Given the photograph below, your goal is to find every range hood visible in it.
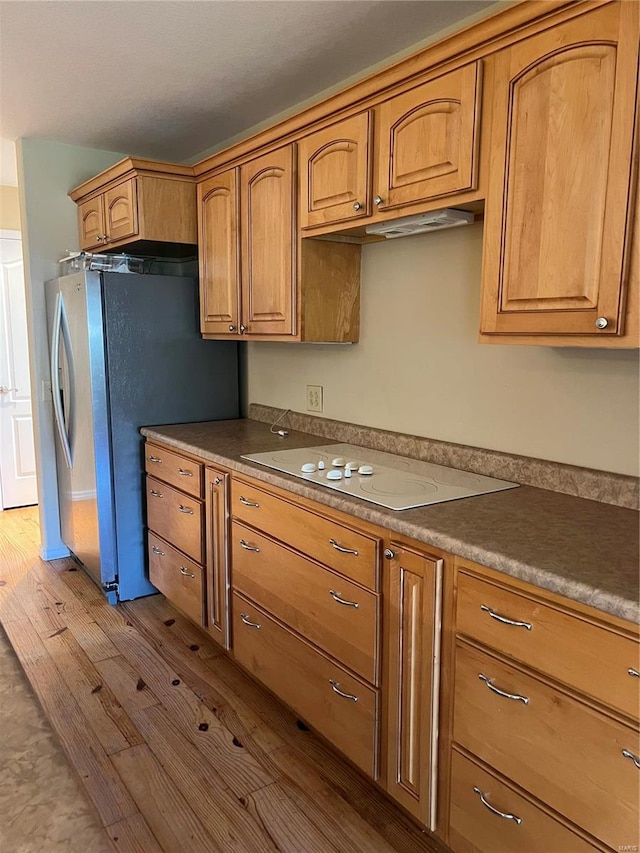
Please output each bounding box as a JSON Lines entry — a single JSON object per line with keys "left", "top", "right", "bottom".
{"left": 365, "top": 208, "right": 474, "bottom": 239}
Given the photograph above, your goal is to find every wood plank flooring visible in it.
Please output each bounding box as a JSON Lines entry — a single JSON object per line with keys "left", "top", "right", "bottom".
{"left": 0, "top": 506, "right": 452, "bottom": 853}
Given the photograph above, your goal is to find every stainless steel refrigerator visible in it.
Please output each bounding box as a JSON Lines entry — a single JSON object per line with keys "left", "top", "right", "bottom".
{"left": 45, "top": 271, "right": 239, "bottom": 603}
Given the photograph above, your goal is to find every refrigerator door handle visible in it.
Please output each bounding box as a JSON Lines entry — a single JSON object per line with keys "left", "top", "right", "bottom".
{"left": 50, "top": 291, "right": 72, "bottom": 468}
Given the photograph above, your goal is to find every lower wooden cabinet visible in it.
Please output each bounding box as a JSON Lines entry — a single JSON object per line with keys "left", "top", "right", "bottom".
{"left": 148, "top": 532, "right": 204, "bottom": 626}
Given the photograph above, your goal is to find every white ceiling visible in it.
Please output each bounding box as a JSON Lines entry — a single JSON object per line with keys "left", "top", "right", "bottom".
{"left": 0, "top": 0, "right": 497, "bottom": 163}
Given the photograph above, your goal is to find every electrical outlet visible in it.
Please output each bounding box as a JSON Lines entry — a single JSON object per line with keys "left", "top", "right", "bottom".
{"left": 306, "top": 384, "right": 323, "bottom": 413}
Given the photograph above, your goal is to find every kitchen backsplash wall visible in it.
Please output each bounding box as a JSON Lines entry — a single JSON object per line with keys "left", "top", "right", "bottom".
{"left": 245, "top": 222, "right": 640, "bottom": 478}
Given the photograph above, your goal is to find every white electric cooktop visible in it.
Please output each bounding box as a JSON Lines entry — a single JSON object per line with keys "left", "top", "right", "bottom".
{"left": 242, "top": 443, "right": 518, "bottom": 511}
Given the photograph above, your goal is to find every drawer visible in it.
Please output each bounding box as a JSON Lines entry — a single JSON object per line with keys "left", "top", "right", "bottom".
{"left": 145, "top": 443, "right": 203, "bottom": 499}
{"left": 453, "top": 640, "right": 640, "bottom": 852}
{"left": 148, "top": 532, "right": 203, "bottom": 626}
{"left": 146, "top": 476, "right": 203, "bottom": 564}
{"left": 456, "top": 568, "right": 640, "bottom": 720}
{"left": 232, "top": 593, "right": 379, "bottom": 778}
{"left": 231, "top": 478, "right": 380, "bottom": 590}
{"left": 232, "top": 521, "right": 379, "bottom": 684}
{"left": 448, "top": 748, "right": 599, "bottom": 853}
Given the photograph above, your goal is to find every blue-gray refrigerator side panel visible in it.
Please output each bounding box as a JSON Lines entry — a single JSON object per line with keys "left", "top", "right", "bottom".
{"left": 101, "top": 273, "right": 239, "bottom": 601}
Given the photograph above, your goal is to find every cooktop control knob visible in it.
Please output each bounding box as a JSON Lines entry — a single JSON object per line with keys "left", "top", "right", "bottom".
{"left": 358, "top": 465, "right": 374, "bottom": 475}
{"left": 318, "top": 461, "right": 325, "bottom": 470}
{"left": 301, "top": 462, "right": 317, "bottom": 473}
{"left": 331, "top": 457, "right": 346, "bottom": 467}
{"left": 327, "top": 469, "right": 343, "bottom": 480}
{"left": 345, "top": 462, "right": 360, "bottom": 472}
{"left": 345, "top": 468, "right": 352, "bottom": 478}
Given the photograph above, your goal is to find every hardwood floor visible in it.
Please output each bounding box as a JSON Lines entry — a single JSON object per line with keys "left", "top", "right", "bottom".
{"left": 0, "top": 506, "right": 452, "bottom": 853}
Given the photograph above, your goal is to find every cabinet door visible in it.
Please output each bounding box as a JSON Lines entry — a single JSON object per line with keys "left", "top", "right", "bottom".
{"left": 104, "top": 178, "right": 138, "bottom": 244}
{"left": 78, "top": 196, "right": 106, "bottom": 250}
{"left": 198, "top": 170, "right": 241, "bottom": 336}
{"left": 241, "top": 145, "right": 296, "bottom": 336}
{"left": 205, "top": 467, "right": 230, "bottom": 649}
{"left": 376, "top": 63, "right": 481, "bottom": 210}
{"left": 384, "top": 543, "right": 442, "bottom": 829}
{"left": 480, "top": 3, "right": 638, "bottom": 336}
{"left": 299, "top": 112, "right": 372, "bottom": 229}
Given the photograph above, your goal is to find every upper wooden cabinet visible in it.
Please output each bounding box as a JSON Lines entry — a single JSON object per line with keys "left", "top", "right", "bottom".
{"left": 198, "top": 145, "right": 361, "bottom": 342}
{"left": 375, "top": 63, "right": 482, "bottom": 211}
{"left": 479, "top": 2, "right": 639, "bottom": 339}
{"left": 70, "top": 158, "right": 197, "bottom": 254}
{"left": 299, "top": 112, "right": 373, "bottom": 229}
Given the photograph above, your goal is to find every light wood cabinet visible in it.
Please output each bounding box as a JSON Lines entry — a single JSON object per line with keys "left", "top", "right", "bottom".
{"left": 384, "top": 542, "right": 442, "bottom": 830}
{"left": 375, "top": 63, "right": 482, "bottom": 211}
{"left": 198, "top": 146, "right": 361, "bottom": 342}
{"left": 70, "top": 158, "right": 197, "bottom": 254}
{"left": 205, "top": 466, "right": 230, "bottom": 649}
{"left": 479, "top": 2, "right": 639, "bottom": 339}
{"left": 298, "top": 112, "right": 373, "bottom": 229}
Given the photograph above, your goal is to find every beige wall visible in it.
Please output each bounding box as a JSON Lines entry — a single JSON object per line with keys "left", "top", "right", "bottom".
{"left": 246, "top": 222, "right": 640, "bottom": 477}
{"left": 0, "top": 184, "right": 21, "bottom": 230}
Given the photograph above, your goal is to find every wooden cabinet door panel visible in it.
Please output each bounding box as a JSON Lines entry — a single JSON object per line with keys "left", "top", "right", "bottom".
{"left": 104, "top": 178, "right": 138, "bottom": 244}
{"left": 385, "top": 543, "right": 442, "bottom": 829}
{"left": 480, "top": 3, "right": 639, "bottom": 335}
{"left": 299, "top": 112, "right": 372, "bottom": 229}
{"left": 198, "top": 169, "right": 240, "bottom": 336}
{"left": 78, "top": 197, "right": 105, "bottom": 250}
{"left": 205, "top": 467, "right": 230, "bottom": 649}
{"left": 148, "top": 532, "right": 204, "bottom": 627}
{"left": 241, "top": 145, "right": 296, "bottom": 336}
{"left": 377, "top": 62, "right": 481, "bottom": 209}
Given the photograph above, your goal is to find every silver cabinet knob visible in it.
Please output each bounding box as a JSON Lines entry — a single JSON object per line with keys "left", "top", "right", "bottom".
{"left": 214, "top": 476, "right": 222, "bottom": 486}
{"left": 374, "top": 195, "right": 383, "bottom": 206}
{"left": 353, "top": 201, "right": 362, "bottom": 211}
{"left": 228, "top": 325, "right": 236, "bottom": 332}
{"left": 239, "top": 324, "right": 247, "bottom": 334}
{"left": 0, "top": 385, "right": 18, "bottom": 394}
{"left": 384, "top": 548, "right": 396, "bottom": 560}
{"left": 595, "top": 317, "right": 609, "bottom": 329}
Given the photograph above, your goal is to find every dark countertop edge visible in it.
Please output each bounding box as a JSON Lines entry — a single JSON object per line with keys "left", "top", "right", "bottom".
{"left": 140, "top": 426, "right": 640, "bottom": 625}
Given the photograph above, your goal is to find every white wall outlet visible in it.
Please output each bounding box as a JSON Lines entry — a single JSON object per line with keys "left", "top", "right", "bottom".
{"left": 306, "top": 384, "right": 323, "bottom": 413}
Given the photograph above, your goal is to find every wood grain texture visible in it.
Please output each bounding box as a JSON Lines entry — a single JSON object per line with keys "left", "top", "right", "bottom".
{"left": 104, "top": 178, "right": 138, "bottom": 244}
{"left": 148, "top": 532, "right": 204, "bottom": 627}
{"left": 205, "top": 466, "right": 231, "bottom": 648}
{"left": 299, "top": 237, "right": 361, "bottom": 342}
{"left": 146, "top": 476, "right": 204, "bottom": 564}
{"left": 136, "top": 175, "right": 197, "bottom": 244}
{"left": 78, "top": 195, "right": 106, "bottom": 250}
{"left": 144, "top": 443, "right": 203, "bottom": 499}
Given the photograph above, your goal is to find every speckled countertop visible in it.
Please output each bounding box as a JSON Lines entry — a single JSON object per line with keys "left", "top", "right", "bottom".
{"left": 141, "top": 419, "right": 640, "bottom": 624}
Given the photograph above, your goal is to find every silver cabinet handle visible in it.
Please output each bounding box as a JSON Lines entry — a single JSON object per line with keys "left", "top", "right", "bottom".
{"left": 147, "top": 455, "right": 162, "bottom": 463}
{"left": 595, "top": 317, "right": 609, "bottom": 329}
{"left": 353, "top": 201, "right": 362, "bottom": 211}
{"left": 329, "top": 590, "right": 359, "bottom": 608}
{"left": 479, "top": 673, "right": 529, "bottom": 705}
{"left": 214, "top": 477, "right": 222, "bottom": 485}
{"left": 329, "top": 538, "right": 359, "bottom": 556}
{"left": 240, "top": 539, "right": 260, "bottom": 553}
{"left": 374, "top": 195, "right": 383, "bottom": 206}
{"left": 240, "top": 613, "right": 261, "bottom": 629}
{"left": 151, "top": 545, "right": 165, "bottom": 556}
{"left": 239, "top": 496, "right": 260, "bottom": 508}
{"left": 240, "top": 324, "right": 247, "bottom": 334}
{"left": 177, "top": 468, "right": 193, "bottom": 477}
{"left": 480, "top": 605, "right": 532, "bottom": 631}
{"left": 628, "top": 667, "right": 640, "bottom": 677}
{"left": 150, "top": 489, "right": 163, "bottom": 498}
{"left": 180, "top": 567, "right": 195, "bottom": 578}
{"left": 178, "top": 504, "right": 194, "bottom": 514}
{"left": 329, "top": 679, "right": 358, "bottom": 702}
{"left": 473, "top": 787, "right": 522, "bottom": 825}
{"left": 228, "top": 325, "right": 236, "bottom": 332}
{"left": 383, "top": 548, "right": 396, "bottom": 560}
{"left": 622, "top": 749, "right": 640, "bottom": 769}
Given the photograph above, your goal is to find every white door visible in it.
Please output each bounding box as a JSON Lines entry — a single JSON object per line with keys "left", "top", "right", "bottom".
{"left": 0, "top": 232, "right": 37, "bottom": 508}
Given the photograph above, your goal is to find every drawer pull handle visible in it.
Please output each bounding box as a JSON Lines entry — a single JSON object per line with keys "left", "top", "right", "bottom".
{"left": 473, "top": 787, "right": 522, "bottom": 825}
{"left": 178, "top": 468, "right": 193, "bottom": 477}
{"left": 180, "top": 567, "right": 195, "bottom": 578}
{"left": 628, "top": 667, "right": 640, "bottom": 678}
{"left": 329, "top": 679, "right": 358, "bottom": 702}
{"left": 240, "top": 539, "right": 260, "bottom": 553}
{"left": 151, "top": 545, "right": 165, "bottom": 556}
{"left": 147, "top": 455, "right": 162, "bottom": 463}
{"left": 214, "top": 477, "right": 223, "bottom": 486}
{"left": 239, "top": 496, "right": 260, "bottom": 508}
{"left": 479, "top": 673, "right": 529, "bottom": 705}
{"left": 240, "top": 613, "right": 261, "bottom": 629}
{"left": 480, "top": 605, "right": 532, "bottom": 631}
{"left": 178, "top": 505, "right": 194, "bottom": 514}
{"left": 150, "top": 489, "right": 163, "bottom": 498}
{"left": 329, "top": 590, "right": 359, "bottom": 608}
{"left": 329, "top": 538, "right": 359, "bottom": 556}
{"left": 622, "top": 749, "right": 640, "bottom": 769}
